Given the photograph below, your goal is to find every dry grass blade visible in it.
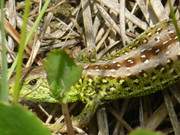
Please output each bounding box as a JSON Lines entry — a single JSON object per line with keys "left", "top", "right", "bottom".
{"left": 109, "top": 107, "right": 133, "bottom": 132}
{"left": 136, "top": 0, "right": 152, "bottom": 24}
{"left": 96, "top": 0, "right": 148, "bottom": 30}
{"left": 150, "top": 0, "right": 169, "bottom": 21}
{"left": 119, "top": 0, "right": 127, "bottom": 45}
{"left": 96, "top": 28, "right": 110, "bottom": 51}
{"left": 25, "top": 12, "right": 53, "bottom": 67}
{"left": 81, "top": 0, "right": 95, "bottom": 50}
{"left": 170, "top": 86, "right": 180, "bottom": 103}
{"left": 165, "top": 0, "right": 176, "bottom": 15}
{"left": 163, "top": 90, "right": 180, "bottom": 135}
{"left": 145, "top": 103, "right": 168, "bottom": 130}
{"left": 6, "top": 0, "right": 16, "bottom": 63}
{"left": 96, "top": 3, "right": 121, "bottom": 36}
{"left": 97, "top": 108, "right": 109, "bottom": 135}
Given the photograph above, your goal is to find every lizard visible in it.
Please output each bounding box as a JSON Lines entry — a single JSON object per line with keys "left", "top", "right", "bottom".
{"left": 9, "top": 19, "right": 180, "bottom": 127}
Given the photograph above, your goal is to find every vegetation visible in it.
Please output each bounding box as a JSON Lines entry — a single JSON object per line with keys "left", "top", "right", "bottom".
{"left": 0, "top": 0, "right": 180, "bottom": 135}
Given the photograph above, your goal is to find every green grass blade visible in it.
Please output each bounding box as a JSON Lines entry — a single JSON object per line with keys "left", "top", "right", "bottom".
{"left": 0, "top": 0, "right": 8, "bottom": 102}
{"left": 12, "top": 0, "right": 31, "bottom": 103}
{"left": 129, "top": 128, "right": 164, "bottom": 135}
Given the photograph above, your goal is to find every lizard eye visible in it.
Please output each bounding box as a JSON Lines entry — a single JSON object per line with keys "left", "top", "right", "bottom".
{"left": 28, "top": 79, "right": 37, "bottom": 86}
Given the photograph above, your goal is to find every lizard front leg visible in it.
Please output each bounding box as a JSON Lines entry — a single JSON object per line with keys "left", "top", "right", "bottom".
{"left": 72, "top": 99, "right": 101, "bottom": 127}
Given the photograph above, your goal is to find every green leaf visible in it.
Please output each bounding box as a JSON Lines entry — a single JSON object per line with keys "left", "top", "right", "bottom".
{"left": 129, "top": 128, "right": 164, "bottom": 135}
{"left": 43, "top": 50, "right": 82, "bottom": 101}
{"left": 0, "top": 103, "right": 51, "bottom": 135}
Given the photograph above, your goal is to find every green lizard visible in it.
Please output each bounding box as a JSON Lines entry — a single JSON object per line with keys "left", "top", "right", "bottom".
{"left": 10, "top": 20, "right": 180, "bottom": 127}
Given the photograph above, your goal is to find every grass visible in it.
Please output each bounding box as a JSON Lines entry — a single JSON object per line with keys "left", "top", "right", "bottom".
{"left": 0, "top": 1, "right": 52, "bottom": 134}
{"left": 0, "top": 0, "right": 8, "bottom": 102}
{"left": 0, "top": 0, "right": 180, "bottom": 135}
{"left": 0, "top": 0, "right": 50, "bottom": 103}
{"left": 12, "top": 0, "right": 31, "bottom": 103}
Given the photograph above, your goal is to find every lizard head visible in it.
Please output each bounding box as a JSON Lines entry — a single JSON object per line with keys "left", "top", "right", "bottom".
{"left": 9, "top": 67, "right": 81, "bottom": 103}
